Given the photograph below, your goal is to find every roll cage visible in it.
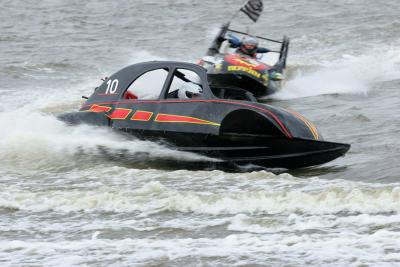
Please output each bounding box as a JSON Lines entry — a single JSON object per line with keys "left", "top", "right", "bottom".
{"left": 95, "top": 61, "right": 257, "bottom": 102}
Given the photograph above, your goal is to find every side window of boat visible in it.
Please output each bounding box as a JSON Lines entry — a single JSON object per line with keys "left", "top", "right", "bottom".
{"left": 166, "top": 69, "right": 203, "bottom": 99}
{"left": 124, "top": 68, "right": 169, "bottom": 100}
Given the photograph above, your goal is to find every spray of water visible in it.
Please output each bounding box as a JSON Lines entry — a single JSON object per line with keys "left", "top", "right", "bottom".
{"left": 0, "top": 109, "right": 218, "bottom": 172}
{"left": 270, "top": 48, "right": 400, "bottom": 100}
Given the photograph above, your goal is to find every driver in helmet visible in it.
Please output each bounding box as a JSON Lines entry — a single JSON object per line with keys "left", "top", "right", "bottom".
{"left": 238, "top": 36, "right": 259, "bottom": 57}
{"left": 206, "top": 24, "right": 270, "bottom": 58}
{"left": 231, "top": 35, "right": 270, "bottom": 58}
{"left": 178, "top": 82, "right": 203, "bottom": 99}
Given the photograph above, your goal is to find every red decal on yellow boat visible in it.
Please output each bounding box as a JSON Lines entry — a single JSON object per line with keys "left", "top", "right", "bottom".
{"left": 89, "top": 104, "right": 112, "bottom": 113}
{"left": 232, "top": 58, "right": 258, "bottom": 68}
{"left": 155, "top": 114, "right": 220, "bottom": 126}
{"left": 225, "top": 55, "right": 267, "bottom": 70}
{"left": 131, "top": 110, "right": 153, "bottom": 121}
{"left": 107, "top": 108, "right": 132, "bottom": 120}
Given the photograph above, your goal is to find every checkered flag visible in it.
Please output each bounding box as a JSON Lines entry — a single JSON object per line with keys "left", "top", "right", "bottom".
{"left": 240, "top": 0, "right": 264, "bottom": 22}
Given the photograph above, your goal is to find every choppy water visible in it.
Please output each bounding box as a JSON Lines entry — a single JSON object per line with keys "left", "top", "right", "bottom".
{"left": 1, "top": 0, "right": 400, "bottom": 266}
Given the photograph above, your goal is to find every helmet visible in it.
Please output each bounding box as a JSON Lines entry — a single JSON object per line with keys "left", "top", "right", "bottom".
{"left": 240, "top": 36, "right": 259, "bottom": 56}
{"left": 178, "top": 82, "right": 203, "bottom": 99}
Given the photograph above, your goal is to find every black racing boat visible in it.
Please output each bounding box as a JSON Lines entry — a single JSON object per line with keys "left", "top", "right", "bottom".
{"left": 199, "top": 23, "right": 289, "bottom": 98}
{"left": 59, "top": 61, "right": 350, "bottom": 170}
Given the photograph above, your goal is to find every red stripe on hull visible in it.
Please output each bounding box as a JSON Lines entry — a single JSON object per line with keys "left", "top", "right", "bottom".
{"left": 108, "top": 108, "right": 131, "bottom": 120}
{"left": 131, "top": 111, "right": 153, "bottom": 121}
{"left": 155, "top": 114, "right": 219, "bottom": 126}
{"left": 89, "top": 104, "right": 112, "bottom": 113}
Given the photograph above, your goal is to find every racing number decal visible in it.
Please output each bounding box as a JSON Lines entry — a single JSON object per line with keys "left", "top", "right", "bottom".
{"left": 105, "top": 79, "right": 119, "bottom": 94}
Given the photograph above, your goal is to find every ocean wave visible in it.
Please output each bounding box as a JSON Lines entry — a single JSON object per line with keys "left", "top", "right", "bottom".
{"left": 2, "top": 180, "right": 400, "bottom": 215}
{"left": 1, "top": 231, "right": 400, "bottom": 267}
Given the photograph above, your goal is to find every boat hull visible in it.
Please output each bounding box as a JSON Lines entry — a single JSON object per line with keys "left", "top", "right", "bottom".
{"left": 120, "top": 129, "right": 350, "bottom": 169}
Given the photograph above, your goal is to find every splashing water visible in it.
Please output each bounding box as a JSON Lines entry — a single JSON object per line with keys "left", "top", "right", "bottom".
{"left": 0, "top": 109, "right": 217, "bottom": 172}
{"left": 271, "top": 48, "right": 400, "bottom": 100}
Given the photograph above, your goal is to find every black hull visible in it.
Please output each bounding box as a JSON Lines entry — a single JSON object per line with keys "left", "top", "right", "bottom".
{"left": 121, "top": 129, "right": 350, "bottom": 170}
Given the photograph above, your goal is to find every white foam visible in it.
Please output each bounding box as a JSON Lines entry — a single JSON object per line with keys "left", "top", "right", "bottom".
{"left": 271, "top": 47, "right": 400, "bottom": 100}
{"left": 2, "top": 178, "right": 400, "bottom": 215}
{"left": 2, "top": 231, "right": 400, "bottom": 266}
{"left": 168, "top": 185, "right": 400, "bottom": 215}
{"left": 227, "top": 212, "right": 400, "bottom": 235}
{"left": 0, "top": 109, "right": 216, "bottom": 172}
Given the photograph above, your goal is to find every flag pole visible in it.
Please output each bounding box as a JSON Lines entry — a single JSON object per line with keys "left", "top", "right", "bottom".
{"left": 227, "top": 10, "right": 239, "bottom": 25}
{"left": 227, "top": 0, "right": 248, "bottom": 25}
